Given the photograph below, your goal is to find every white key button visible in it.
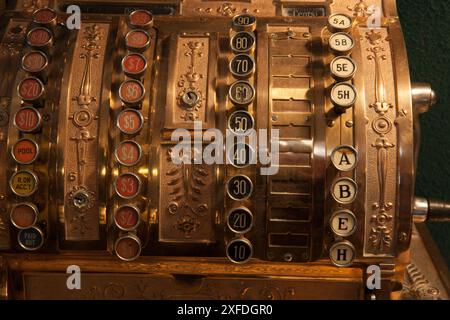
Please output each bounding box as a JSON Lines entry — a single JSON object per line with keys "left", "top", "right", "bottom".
{"left": 331, "top": 145, "right": 358, "bottom": 171}
{"left": 328, "top": 13, "right": 353, "bottom": 33}
{"left": 330, "top": 56, "right": 357, "bottom": 81}
{"left": 331, "top": 178, "right": 358, "bottom": 204}
{"left": 329, "top": 241, "right": 356, "bottom": 267}
{"left": 330, "top": 210, "right": 357, "bottom": 237}
{"left": 330, "top": 83, "right": 357, "bottom": 111}
{"left": 329, "top": 32, "right": 354, "bottom": 54}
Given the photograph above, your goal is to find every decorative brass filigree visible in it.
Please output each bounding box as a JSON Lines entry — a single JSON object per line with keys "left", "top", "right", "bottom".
{"left": 217, "top": 3, "right": 237, "bottom": 17}
{"left": 348, "top": 0, "right": 375, "bottom": 17}
{"left": 67, "top": 186, "right": 96, "bottom": 235}
{"left": 64, "top": 23, "right": 105, "bottom": 240}
{"left": 75, "top": 25, "right": 101, "bottom": 107}
{"left": 166, "top": 148, "right": 209, "bottom": 238}
{"left": 366, "top": 30, "right": 395, "bottom": 253}
{"left": 178, "top": 41, "right": 205, "bottom": 121}
{"left": 0, "top": 216, "right": 6, "bottom": 239}
{"left": 401, "top": 264, "right": 441, "bottom": 300}
{"left": 21, "top": 0, "right": 49, "bottom": 14}
{"left": 69, "top": 24, "right": 102, "bottom": 187}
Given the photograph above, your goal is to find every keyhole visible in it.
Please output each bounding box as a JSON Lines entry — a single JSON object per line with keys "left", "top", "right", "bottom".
{"left": 182, "top": 90, "right": 199, "bottom": 107}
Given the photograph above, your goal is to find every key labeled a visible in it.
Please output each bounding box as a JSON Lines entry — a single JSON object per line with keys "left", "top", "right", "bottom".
{"left": 331, "top": 145, "right": 358, "bottom": 171}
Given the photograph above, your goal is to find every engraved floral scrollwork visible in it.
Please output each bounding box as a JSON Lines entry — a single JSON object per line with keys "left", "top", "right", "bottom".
{"left": 366, "top": 30, "right": 395, "bottom": 253}
{"left": 166, "top": 148, "right": 209, "bottom": 238}
{"left": 67, "top": 186, "right": 95, "bottom": 235}
{"left": 178, "top": 41, "right": 205, "bottom": 121}
{"left": 0, "top": 98, "right": 10, "bottom": 127}
{"left": 0, "top": 25, "right": 26, "bottom": 55}
{"left": 66, "top": 24, "right": 103, "bottom": 238}
{"left": 367, "top": 30, "right": 392, "bottom": 115}
{"left": 0, "top": 216, "right": 7, "bottom": 240}
{"left": 22, "top": 0, "right": 49, "bottom": 14}
{"left": 75, "top": 24, "right": 102, "bottom": 107}
{"left": 401, "top": 264, "right": 441, "bottom": 300}
{"left": 217, "top": 3, "right": 237, "bottom": 17}
{"left": 348, "top": 0, "right": 375, "bottom": 17}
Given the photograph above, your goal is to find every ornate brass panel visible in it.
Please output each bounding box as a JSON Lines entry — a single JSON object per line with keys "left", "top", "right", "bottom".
{"left": 61, "top": 23, "right": 110, "bottom": 241}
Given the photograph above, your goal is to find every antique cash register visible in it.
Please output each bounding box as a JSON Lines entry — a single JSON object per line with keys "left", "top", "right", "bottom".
{"left": 0, "top": 0, "right": 448, "bottom": 300}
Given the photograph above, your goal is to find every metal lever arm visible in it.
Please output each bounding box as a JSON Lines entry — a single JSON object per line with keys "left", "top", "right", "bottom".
{"left": 413, "top": 197, "right": 450, "bottom": 222}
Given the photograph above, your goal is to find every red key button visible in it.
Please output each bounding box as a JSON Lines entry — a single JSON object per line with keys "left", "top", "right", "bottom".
{"left": 115, "top": 235, "right": 142, "bottom": 261}
{"left": 129, "top": 10, "right": 154, "bottom": 29}
{"left": 122, "top": 53, "right": 147, "bottom": 77}
{"left": 26, "top": 27, "right": 52, "bottom": 48}
{"left": 22, "top": 51, "right": 48, "bottom": 73}
{"left": 115, "top": 140, "right": 142, "bottom": 166}
{"left": 17, "top": 77, "right": 44, "bottom": 102}
{"left": 125, "top": 30, "right": 150, "bottom": 51}
{"left": 114, "top": 205, "right": 140, "bottom": 231}
{"left": 12, "top": 138, "right": 39, "bottom": 164}
{"left": 33, "top": 8, "right": 57, "bottom": 25}
{"left": 10, "top": 203, "right": 38, "bottom": 229}
{"left": 115, "top": 173, "right": 141, "bottom": 199}
{"left": 117, "top": 109, "right": 143, "bottom": 135}
{"left": 119, "top": 80, "right": 145, "bottom": 105}
{"left": 14, "top": 107, "right": 42, "bottom": 132}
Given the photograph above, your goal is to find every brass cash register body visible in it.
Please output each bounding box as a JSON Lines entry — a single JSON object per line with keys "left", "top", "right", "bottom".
{"left": 0, "top": 0, "right": 445, "bottom": 300}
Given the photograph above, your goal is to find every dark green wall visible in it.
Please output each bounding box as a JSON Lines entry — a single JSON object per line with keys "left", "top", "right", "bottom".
{"left": 397, "top": 0, "right": 450, "bottom": 267}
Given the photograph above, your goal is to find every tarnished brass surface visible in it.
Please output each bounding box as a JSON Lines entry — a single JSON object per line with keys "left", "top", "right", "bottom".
{"left": 0, "top": 0, "right": 447, "bottom": 300}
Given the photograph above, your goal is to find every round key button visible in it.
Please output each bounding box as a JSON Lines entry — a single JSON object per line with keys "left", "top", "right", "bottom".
{"left": 10, "top": 203, "right": 38, "bottom": 229}
{"left": 115, "top": 234, "right": 142, "bottom": 261}
{"left": 329, "top": 32, "right": 354, "bottom": 54}
{"left": 229, "top": 54, "right": 255, "bottom": 78}
{"left": 119, "top": 80, "right": 145, "bottom": 106}
{"left": 117, "top": 109, "right": 144, "bottom": 135}
{"left": 330, "top": 56, "right": 356, "bottom": 81}
{"left": 122, "top": 53, "right": 147, "bottom": 78}
{"left": 328, "top": 13, "right": 353, "bottom": 33}
{"left": 330, "top": 210, "right": 357, "bottom": 237}
{"left": 12, "top": 138, "right": 39, "bottom": 165}
{"left": 228, "top": 143, "right": 255, "bottom": 168}
{"left": 329, "top": 241, "right": 356, "bottom": 267}
{"left": 227, "top": 175, "right": 253, "bottom": 201}
{"left": 33, "top": 8, "right": 57, "bottom": 26}
{"left": 22, "top": 51, "right": 48, "bottom": 74}
{"left": 232, "top": 13, "right": 257, "bottom": 32}
{"left": 230, "top": 31, "right": 256, "bottom": 53}
{"left": 229, "top": 81, "right": 255, "bottom": 106}
{"left": 114, "top": 205, "right": 140, "bottom": 231}
{"left": 331, "top": 145, "right": 358, "bottom": 171}
{"left": 18, "top": 226, "right": 44, "bottom": 251}
{"left": 125, "top": 30, "right": 151, "bottom": 51}
{"left": 228, "top": 110, "right": 254, "bottom": 136}
{"left": 331, "top": 177, "right": 358, "bottom": 205}
{"left": 26, "top": 27, "right": 52, "bottom": 48}
{"left": 115, "top": 173, "right": 141, "bottom": 199}
{"left": 17, "top": 77, "right": 44, "bottom": 102}
{"left": 330, "top": 83, "right": 357, "bottom": 111}
{"left": 10, "top": 170, "right": 39, "bottom": 197}
{"left": 227, "top": 207, "right": 253, "bottom": 234}
{"left": 129, "top": 10, "right": 154, "bottom": 29}
{"left": 14, "top": 107, "right": 42, "bottom": 133}
{"left": 226, "top": 238, "right": 253, "bottom": 264}
{"left": 115, "top": 140, "right": 142, "bottom": 167}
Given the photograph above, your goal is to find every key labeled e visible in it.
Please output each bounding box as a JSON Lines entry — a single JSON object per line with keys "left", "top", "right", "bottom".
{"left": 66, "top": 265, "right": 81, "bottom": 290}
